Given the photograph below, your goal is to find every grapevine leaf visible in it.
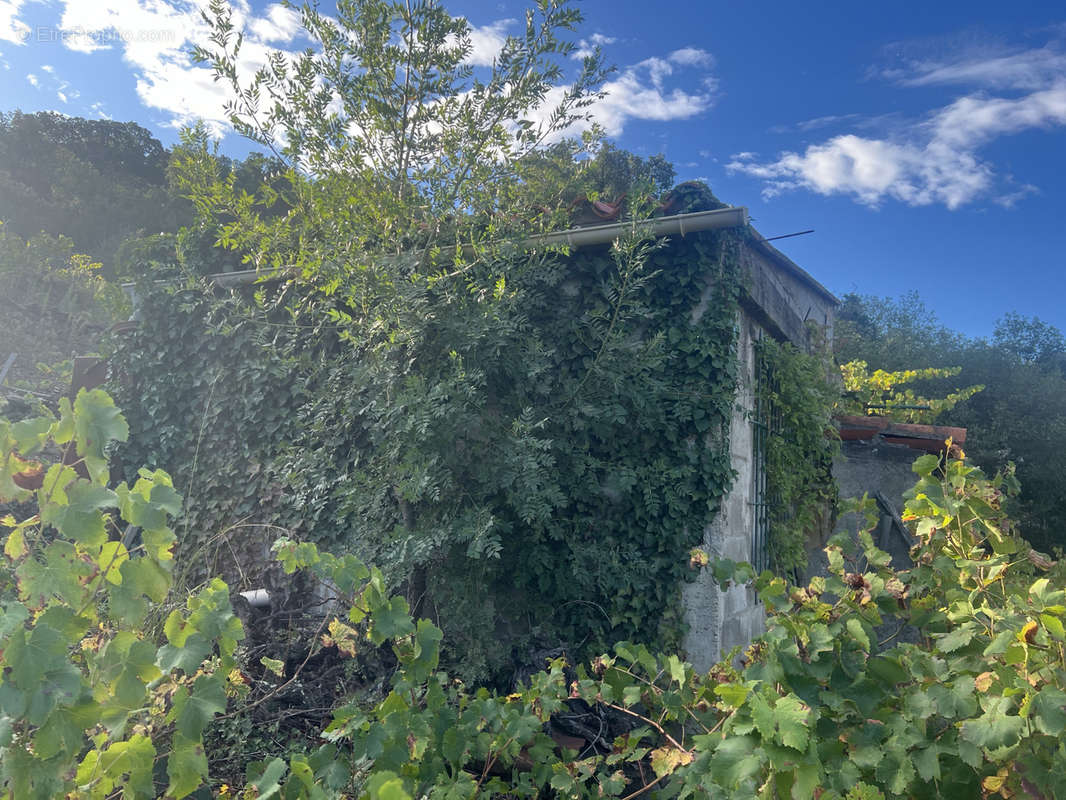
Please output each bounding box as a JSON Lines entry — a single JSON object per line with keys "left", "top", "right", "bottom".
{"left": 166, "top": 735, "right": 208, "bottom": 799}
{"left": 99, "top": 734, "right": 156, "bottom": 797}
{"left": 42, "top": 483, "right": 117, "bottom": 547}
{"left": 15, "top": 540, "right": 94, "bottom": 609}
{"left": 11, "top": 416, "right": 51, "bottom": 456}
{"left": 368, "top": 595, "right": 415, "bottom": 643}
{"left": 251, "top": 757, "right": 288, "bottom": 800}
{"left": 368, "top": 770, "right": 412, "bottom": 800}
{"left": 156, "top": 632, "right": 212, "bottom": 675}
{"left": 73, "top": 389, "right": 129, "bottom": 483}
{"left": 774, "top": 694, "right": 810, "bottom": 751}
{"left": 749, "top": 691, "right": 775, "bottom": 741}
{"left": 912, "top": 744, "right": 940, "bottom": 781}
{"left": 170, "top": 674, "right": 227, "bottom": 740}
{"left": 960, "top": 696, "right": 1025, "bottom": 751}
{"left": 714, "top": 682, "right": 751, "bottom": 709}
{"left": 108, "top": 557, "right": 171, "bottom": 626}
{"left": 4, "top": 528, "right": 25, "bottom": 559}
{"left": 708, "top": 734, "right": 763, "bottom": 787}
{"left": 650, "top": 746, "right": 692, "bottom": 777}
{"left": 1030, "top": 687, "right": 1066, "bottom": 736}
{"left": 33, "top": 706, "right": 83, "bottom": 760}
{"left": 935, "top": 623, "right": 976, "bottom": 653}
{"left": 261, "top": 656, "right": 285, "bottom": 677}
{"left": 96, "top": 540, "right": 129, "bottom": 585}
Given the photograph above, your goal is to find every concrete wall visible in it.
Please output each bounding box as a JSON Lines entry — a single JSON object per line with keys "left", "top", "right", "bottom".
{"left": 806, "top": 439, "right": 921, "bottom": 582}
{"left": 682, "top": 312, "right": 765, "bottom": 671}
{"left": 680, "top": 238, "right": 838, "bottom": 671}
{"left": 739, "top": 240, "right": 837, "bottom": 354}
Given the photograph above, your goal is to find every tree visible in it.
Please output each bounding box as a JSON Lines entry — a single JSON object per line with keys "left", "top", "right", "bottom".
{"left": 835, "top": 293, "right": 1066, "bottom": 551}
{"left": 837, "top": 361, "right": 982, "bottom": 423}
{"left": 0, "top": 112, "right": 186, "bottom": 273}
{"left": 192, "top": 0, "right": 609, "bottom": 272}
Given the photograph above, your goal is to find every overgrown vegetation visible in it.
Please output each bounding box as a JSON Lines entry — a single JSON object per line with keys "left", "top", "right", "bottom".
{"left": 0, "top": 223, "right": 127, "bottom": 398}
{"left": 5, "top": 0, "right": 1066, "bottom": 794}
{"left": 93, "top": 0, "right": 771, "bottom": 682}
{"left": 5, "top": 391, "right": 1066, "bottom": 799}
{"left": 837, "top": 360, "right": 982, "bottom": 423}
{"left": 111, "top": 214, "right": 748, "bottom": 682}
{"left": 756, "top": 338, "right": 838, "bottom": 577}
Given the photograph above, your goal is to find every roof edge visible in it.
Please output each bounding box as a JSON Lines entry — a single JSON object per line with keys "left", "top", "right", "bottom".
{"left": 747, "top": 233, "right": 840, "bottom": 307}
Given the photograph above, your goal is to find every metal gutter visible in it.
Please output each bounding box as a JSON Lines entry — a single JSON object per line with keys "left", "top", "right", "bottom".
{"left": 139, "top": 206, "right": 750, "bottom": 288}
{"left": 528, "top": 205, "right": 748, "bottom": 251}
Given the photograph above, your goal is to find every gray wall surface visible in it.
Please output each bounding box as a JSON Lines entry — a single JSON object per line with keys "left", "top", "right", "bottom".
{"left": 682, "top": 313, "right": 765, "bottom": 671}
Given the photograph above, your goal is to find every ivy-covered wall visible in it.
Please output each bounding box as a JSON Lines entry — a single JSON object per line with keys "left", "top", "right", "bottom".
{"left": 682, "top": 244, "right": 839, "bottom": 670}
{"left": 109, "top": 222, "right": 836, "bottom": 681}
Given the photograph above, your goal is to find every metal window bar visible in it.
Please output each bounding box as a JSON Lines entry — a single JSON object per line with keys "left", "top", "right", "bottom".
{"left": 750, "top": 343, "right": 782, "bottom": 575}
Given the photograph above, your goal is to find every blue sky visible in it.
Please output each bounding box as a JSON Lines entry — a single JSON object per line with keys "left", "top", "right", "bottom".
{"left": 2, "top": 0, "right": 1064, "bottom": 338}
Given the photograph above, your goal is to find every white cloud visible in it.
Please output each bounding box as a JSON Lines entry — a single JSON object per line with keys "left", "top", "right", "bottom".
{"left": 56, "top": 79, "right": 78, "bottom": 102}
{"left": 731, "top": 39, "right": 1066, "bottom": 209}
{"left": 47, "top": 0, "right": 303, "bottom": 135}
{"left": 465, "top": 18, "right": 512, "bottom": 67}
{"left": 41, "top": 63, "right": 54, "bottom": 72}
{"left": 668, "top": 47, "right": 712, "bottom": 67}
{"left": 25, "top": 70, "right": 36, "bottom": 86}
{"left": 530, "top": 48, "right": 716, "bottom": 141}
{"left": 572, "top": 32, "right": 615, "bottom": 60}
{"left": 33, "top": 2, "right": 714, "bottom": 149}
{"left": 0, "top": 0, "right": 29, "bottom": 45}
{"left": 249, "top": 3, "right": 301, "bottom": 44}
{"left": 885, "top": 44, "right": 1066, "bottom": 91}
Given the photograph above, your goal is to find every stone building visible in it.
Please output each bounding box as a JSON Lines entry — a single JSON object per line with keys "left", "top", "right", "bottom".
{"left": 677, "top": 223, "right": 839, "bottom": 670}
{"left": 113, "top": 201, "right": 841, "bottom": 671}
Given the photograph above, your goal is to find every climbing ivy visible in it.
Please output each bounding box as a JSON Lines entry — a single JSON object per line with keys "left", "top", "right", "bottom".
{"left": 755, "top": 336, "right": 838, "bottom": 577}
{"left": 109, "top": 286, "right": 319, "bottom": 590}
{"left": 109, "top": 216, "right": 746, "bottom": 681}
